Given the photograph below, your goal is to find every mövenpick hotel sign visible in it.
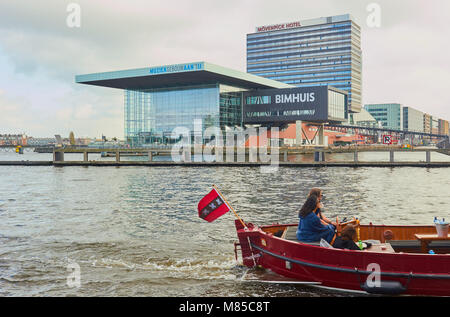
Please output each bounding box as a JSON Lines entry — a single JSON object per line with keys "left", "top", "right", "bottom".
{"left": 255, "top": 21, "right": 301, "bottom": 33}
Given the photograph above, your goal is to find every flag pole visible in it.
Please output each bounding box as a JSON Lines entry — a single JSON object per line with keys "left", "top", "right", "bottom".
{"left": 213, "top": 184, "right": 247, "bottom": 229}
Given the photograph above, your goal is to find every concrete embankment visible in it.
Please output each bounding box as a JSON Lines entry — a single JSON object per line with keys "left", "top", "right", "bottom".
{"left": 52, "top": 161, "right": 450, "bottom": 168}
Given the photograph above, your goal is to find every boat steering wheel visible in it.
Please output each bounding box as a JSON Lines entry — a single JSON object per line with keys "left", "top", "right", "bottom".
{"left": 336, "top": 218, "right": 360, "bottom": 235}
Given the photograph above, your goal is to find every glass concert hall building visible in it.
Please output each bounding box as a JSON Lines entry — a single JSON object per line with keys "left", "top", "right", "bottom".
{"left": 76, "top": 61, "right": 348, "bottom": 145}
{"left": 77, "top": 62, "right": 288, "bottom": 145}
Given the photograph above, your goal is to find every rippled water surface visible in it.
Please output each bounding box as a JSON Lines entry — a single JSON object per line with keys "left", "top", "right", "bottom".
{"left": 0, "top": 152, "right": 449, "bottom": 296}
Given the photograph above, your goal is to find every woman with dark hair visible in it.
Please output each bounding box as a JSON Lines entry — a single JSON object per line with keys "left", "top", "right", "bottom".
{"left": 296, "top": 194, "right": 337, "bottom": 243}
{"left": 308, "top": 188, "right": 335, "bottom": 227}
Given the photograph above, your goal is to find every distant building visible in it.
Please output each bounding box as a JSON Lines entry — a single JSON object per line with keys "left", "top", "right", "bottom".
{"left": 364, "top": 103, "right": 403, "bottom": 130}
{"left": 431, "top": 116, "right": 439, "bottom": 135}
{"left": 26, "top": 137, "right": 57, "bottom": 146}
{"left": 439, "top": 119, "right": 449, "bottom": 136}
{"left": 403, "top": 106, "right": 424, "bottom": 133}
{"left": 423, "top": 113, "right": 431, "bottom": 134}
{"left": 77, "top": 138, "right": 93, "bottom": 146}
{"left": 0, "top": 134, "right": 27, "bottom": 146}
{"left": 349, "top": 109, "right": 379, "bottom": 128}
{"left": 365, "top": 104, "right": 448, "bottom": 136}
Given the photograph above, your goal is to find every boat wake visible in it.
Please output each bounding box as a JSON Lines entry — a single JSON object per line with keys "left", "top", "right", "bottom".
{"left": 90, "top": 255, "right": 241, "bottom": 281}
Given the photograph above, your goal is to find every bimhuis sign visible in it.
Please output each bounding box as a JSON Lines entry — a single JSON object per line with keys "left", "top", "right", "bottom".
{"left": 243, "top": 87, "right": 328, "bottom": 124}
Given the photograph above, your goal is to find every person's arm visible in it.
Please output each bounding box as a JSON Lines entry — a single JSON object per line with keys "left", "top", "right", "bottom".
{"left": 322, "top": 214, "right": 333, "bottom": 225}
{"left": 318, "top": 209, "right": 337, "bottom": 227}
{"left": 319, "top": 216, "right": 329, "bottom": 226}
{"left": 310, "top": 213, "right": 333, "bottom": 233}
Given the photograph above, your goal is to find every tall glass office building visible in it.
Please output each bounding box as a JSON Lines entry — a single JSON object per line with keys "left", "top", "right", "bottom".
{"left": 247, "top": 14, "right": 362, "bottom": 113}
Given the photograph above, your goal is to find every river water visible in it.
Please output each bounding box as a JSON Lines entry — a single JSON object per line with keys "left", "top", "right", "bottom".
{"left": 0, "top": 151, "right": 449, "bottom": 297}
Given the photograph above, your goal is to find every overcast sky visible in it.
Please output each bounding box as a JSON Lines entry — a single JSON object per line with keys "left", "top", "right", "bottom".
{"left": 0, "top": 0, "right": 449, "bottom": 138}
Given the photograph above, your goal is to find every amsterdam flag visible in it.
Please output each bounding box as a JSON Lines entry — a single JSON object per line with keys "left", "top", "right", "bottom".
{"left": 198, "top": 187, "right": 231, "bottom": 222}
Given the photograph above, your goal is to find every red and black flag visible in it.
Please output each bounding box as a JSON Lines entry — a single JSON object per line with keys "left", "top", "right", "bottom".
{"left": 198, "top": 187, "right": 231, "bottom": 223}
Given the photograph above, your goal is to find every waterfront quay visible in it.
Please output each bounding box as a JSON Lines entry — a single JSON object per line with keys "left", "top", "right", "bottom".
{"left": 1, "top": 145, "right": 450, "bottom": 167}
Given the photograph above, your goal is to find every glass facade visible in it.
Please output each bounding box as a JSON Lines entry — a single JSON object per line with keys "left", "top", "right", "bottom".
{"left": 247, "top": 14, "right": 362, "bottom": 113}
{"left": 403, "top": 106, "right": 424, "bottom": 133}
{"left": 364, "top": 103, "right": 403, "bottom": 130}
{"left": 219, "top": 85, "right": 245, "bottom": 129}
{"left": 124, "top": 84, "right": 245, "bottom": 145}
{"left": 328, "top": 89, "right": 346, "bottom": 120}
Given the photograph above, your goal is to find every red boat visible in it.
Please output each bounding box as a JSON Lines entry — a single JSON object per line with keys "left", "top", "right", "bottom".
{"left": 234, "top": 219, "right": 450, "bottom": 296}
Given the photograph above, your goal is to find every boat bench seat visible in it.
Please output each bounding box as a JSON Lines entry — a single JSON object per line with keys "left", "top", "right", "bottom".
{"left": 283, "top": 226, "right": 321, "bottom": 245}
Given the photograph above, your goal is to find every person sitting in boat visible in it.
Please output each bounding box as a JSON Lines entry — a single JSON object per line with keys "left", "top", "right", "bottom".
{"left": 332, "top": 225, "right": 371, "bottom": 250}
{"left": 308, "top": 188, "right": 334, "bottom": 226}
{"left": 296, "top": 194, "right": 337, "bottom": 244}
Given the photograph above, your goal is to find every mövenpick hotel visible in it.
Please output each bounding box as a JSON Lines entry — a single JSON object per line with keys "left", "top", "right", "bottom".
{"left": 247, "top": 14, "right": 362, "bottom": 113}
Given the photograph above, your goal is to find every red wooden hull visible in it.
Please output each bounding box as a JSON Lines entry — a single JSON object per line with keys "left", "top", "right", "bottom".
{"left": 235, "top": 220, "right": 450, "bottom": 296}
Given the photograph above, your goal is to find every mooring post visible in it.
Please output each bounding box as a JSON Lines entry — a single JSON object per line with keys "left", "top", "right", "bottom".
{"left": 354, "top": 150, "right": 358, "bottom": 163}
{"left": 314, "top": 148, "right": 325, "bottom": 162}
{"left": 53, "top": 151, "right": 64, "bottom": 162}
{"left": 53, "top": 150, "right": 64, "bottom": 162}
{"left": 390, "top": 150, "right": 395, "bottom": 163}
{"left": 115, "top": 151, "right": 120, "bottom": 163}
{"left": 426, "top": 150, "right": 431, "bottom": 163}
{"left": 284, "top": 151, "right": 288, "bottom": 162}
{"left": 148, "top": 151, "right": 153, "bottom": 162}
{"left": 83, "top": 151, "right": 88, "bottom": 162}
